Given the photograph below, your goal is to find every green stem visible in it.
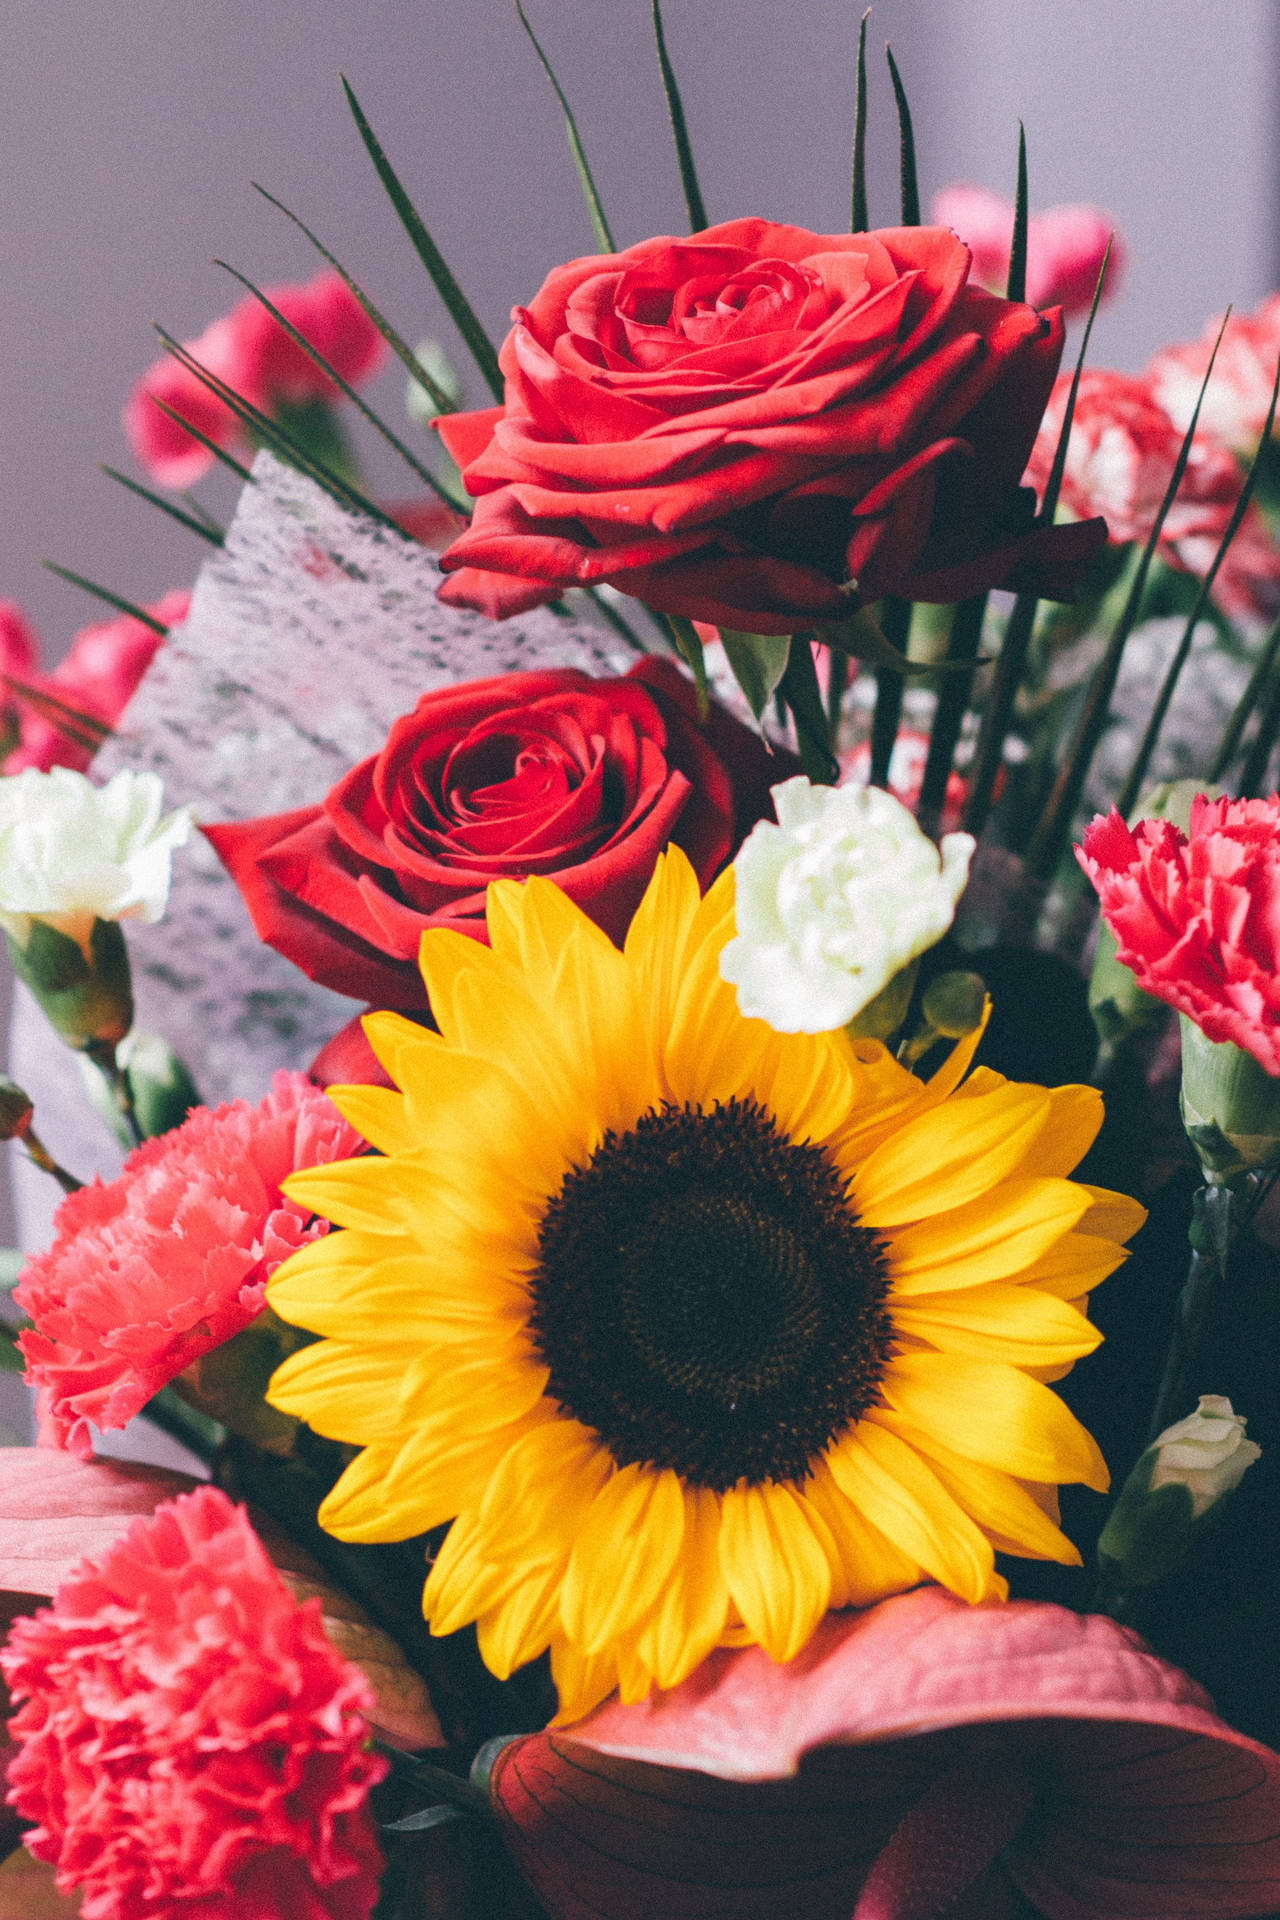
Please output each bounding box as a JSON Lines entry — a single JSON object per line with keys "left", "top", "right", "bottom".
{"left": 86, "top": 1040, "right": 143, "bottom": 1150}
{"left": 22, "top": 1127, "right": 83, "bottom": 1194}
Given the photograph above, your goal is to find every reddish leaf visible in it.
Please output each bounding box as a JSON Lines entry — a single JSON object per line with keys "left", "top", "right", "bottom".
{"left": 0, "top": 1449, "right": 443, "bottom": 1750}
{"left": 0, "top": 1848, "right": 80, "bottom": 1915}
{"left": 491, "top": 1588, "right": 1280, "bottom": 1920}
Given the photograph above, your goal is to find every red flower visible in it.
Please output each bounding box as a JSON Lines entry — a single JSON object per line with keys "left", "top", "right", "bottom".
{"left": 491, "top": 1587, "right": 1280, "bottom": 1919}
{"left": 1, "top": 1485, "right": 386, "bottom": 1920}
{"left": 206, "top": 657, "right": 793, "bottom": 1011}
{"left": 434, "top": 219, "right": 1105, "bottom": 636}
{"left": 1025, "top": 370, "right": 1280, "bottom": 626}
{"left": 932, "top": 183, "right": 1122, "bottom": 317}
{"left": 16, "top": 1071, "right": 363, "bottom": 1457}
{"left": 1148, "top": 297, "right": 1280, "bottom": 458}
{"left": 124, "top": 271, "right": 386, "bottom": 487}
{"left": 1078, "top": 795, "right": 1280, "bottom": 1073}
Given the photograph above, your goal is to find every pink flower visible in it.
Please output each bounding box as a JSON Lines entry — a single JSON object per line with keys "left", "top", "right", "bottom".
{"left": 492, "top": 1587, "right": 1280, "bottom": 1919}
{"left": 2, "top": 592, "right": 188, "bottom": 776}
{"left": 1025, "top": 369, "right": 1280, "bottom": 627}
{"left": 1078, "top": 795, "right": 1280, "bottom": 1074}
{"left": 1148, "top": 297, "right": 1280, "bottom": 457}
{"left": 124, "top": 272, "right": 387, "bottom": 487}
{"left": 16, "top": 1071, "right": 364, "bottom": 1457}
{"left": 1, "top": 1484, "right": 386, "bottom": 1920}
{"left": 932, "top": 183, "right": 1122, "bottom": 316}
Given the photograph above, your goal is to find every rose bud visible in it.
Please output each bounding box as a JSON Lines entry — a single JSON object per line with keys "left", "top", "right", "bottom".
{"left": 719, "top": 776, "right": 973, "bottom": 1035}
{"left": 1098, "top": 1394, "right": 1261, "bottom": 1598}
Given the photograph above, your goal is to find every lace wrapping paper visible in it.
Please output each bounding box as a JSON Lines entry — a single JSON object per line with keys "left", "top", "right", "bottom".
{"left": 7, "top": 451, "right": 631, "bottom": 1262}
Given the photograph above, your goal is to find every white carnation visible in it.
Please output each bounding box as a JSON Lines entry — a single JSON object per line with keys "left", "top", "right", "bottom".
{"left": 0, "top": 767, "right": 192, "bottom": 951}
{"left": 1149, "top": 1394, "right": 1261, "bottom": 1520}
{"left": 719, "top": 776, "right": 974, "bottom": 1034}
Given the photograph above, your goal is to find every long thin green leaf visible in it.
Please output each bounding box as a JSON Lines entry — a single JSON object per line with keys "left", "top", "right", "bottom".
{"left": 40, "top": 563, "right": 169, "bottom": 636}
{"left": 179, "top": 490, "right": 226, "bottom": 533}
{"left": 917, "top": 593, "right": 988, "bottom": 823}
{"left": 146, "top": 399, "right": 255, "bottom": 484}
{"left": 1006, "top": 123, "right": 1028, "bottom": 303}
{"left": 884, "top": 45, "right": 920, "bottom": 225}
{"left": 652, "top": 0, "right": 710, "bottom": 232}
{"left": 781, "top": 634, "right": 839, "bottom": 783}
{"left": 582, "top": 585, "right": 649, "bottom": 653}
{"left": 1237, "top": 648, "right": 1280, "bottom": 796}
{"left": 652, "top": 0, "right": 708, "bottom": 232}
{"left": 514, "top": 0, "right": 615, "bottom": 252}
{"left": 99, "top": 465, "right": 224, "bottom": 545}
{"left": 341, "top": 77, "right": 504, "bottom": 400}
{"left": 850, "top": 9, "right": 870, "bottom": 233}
{"left": 1024, "top": 313, "right": 1231, "bottom": 880}
{"left": 1117, "top": 348, "right": 1280, "bottom": 817}
{"left": 212, "top": 262, "right": 468, "bottom": 514}
{"left": 251, "top": 183, "right": 456, "bottom": 415}
{"left": 1, "top": 672, "right": 109, "bottom": 752}
{"left": 960, "top": 240, "right": 1113, "bottom": 836}
{"left": 827, "top": 644, "right": 849, "bottom": 736}
{"left": 155, "top": 328, "right": 408, "bottom": 533}
{"left": 1210, "top": 610, "right": 1280, "bottom": 781}
{"left": 868, "top": 597, "right": 913, "bottom": 786}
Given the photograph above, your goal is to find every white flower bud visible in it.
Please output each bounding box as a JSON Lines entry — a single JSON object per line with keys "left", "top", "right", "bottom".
{"left": 0, "top": 767, "right": 192, "bottom": 953}
{"left": 1148, "top": 1394, "right": 1261, "bottom": 1521}
{"left": 719, "top": 776, "right": 974, "bottom": 1034}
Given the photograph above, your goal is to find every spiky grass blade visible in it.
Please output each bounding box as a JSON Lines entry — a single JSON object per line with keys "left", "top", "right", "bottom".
{"left": 251, "top": 184, "right": 456, "bottom": 416}
{"left": 99, "top": 466, "right": 224, "bottom": 545}
{"left": 212, "top": 262, "right": 468, "bottom": 514}
{"left": 868, "top": 597, "right": 913, "bottom": 786}
{"left": 885, "top": 45, "right": 920, "bottom": 225}
{"left": 1, "top": 673, "right": 110, "bottom": 754}
{"left": 917, "top": 593, "right": 988, "bottom": 824}
{"left": 781, "top": 632, "right": 839, "bottom": 782}
{"left": 145, "top": 400, "right": 255, "bottom": 484}
{"left": 1006, "top": 124, "right": 1028, "bottom": 302}
{"left": 652, "top": 0, "right": 708, "bottom": 232}
{"left": 514, "top": 0, "right": 615, "bottom": 252}
{"left": 1024, "top": 313, "right": 1231, "bottom": 880}
{"left": 342, "top": 77, "right": 504, "bottom": 400}
{"left": 850, "top": 9, "right": 870, "bottom": 232}
{"left": 960, "top": 239, "right": 1114, "bottom": 836}
{"left": 581, "top": 586, "right": 649, "bottom": 653}
{"left": 1116, "top": 350, "right": 1280, "bottom": 817}
{"left": 1237, "top": 646, "right": 1280, "bottom": 795}
{"left": 1210, "top": 610, "right": 1280, "bottom": 782}
{"left": 40, "top": 564, "right": 170, "bottom": 635}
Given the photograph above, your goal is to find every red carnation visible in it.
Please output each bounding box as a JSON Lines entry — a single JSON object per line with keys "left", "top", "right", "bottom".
{"left": 1, "top": 1485, "right": 386, "bottom": 1920}
{"left": 16, "top": 1071, "right": 363, "bottom": 1457}
{"left": 1077, "top": 795, "right": 1280, "bottom": 1073}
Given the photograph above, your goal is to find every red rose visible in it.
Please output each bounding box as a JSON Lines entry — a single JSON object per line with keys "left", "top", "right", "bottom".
{"left": 207, "top": 657, "right": 793, "bottom": 1011}
{"left": 433, "top": 219, "right": 1105, "bottom": 637}
{"left": 1077, "top": 795, "right": 1280, "bottom": 1072}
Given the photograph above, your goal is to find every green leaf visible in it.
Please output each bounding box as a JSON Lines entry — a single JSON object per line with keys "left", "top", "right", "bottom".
{"left": 664, "top": 612, "right": 709, "bottom": 714}
{"left": 850, "top": 8, "right": 870, "bottom": 232}
{"left": 817, "top": 602, "right": 913, "bottom": 672}
{"left": 0, "top": 1324, "right": 27, "bottom": 1375}
{"left": 780, "top": 635, "right": 838, "bottom": 783}
{"left": 212, "top": 261, "right": 468, "bottom": 514}
{"left": 865, "top": 597, "right": 913, "bottom": 786}
{"left": 342, "top": 76, "right": 504, "bottom": 400}
{"left": 1117, "top": 349, "right": 1280, "bottom": 818}
{"left": 0, "top": 1250, "right": 25, "bottom": 1294}
{"left": 1210, "top": 607, "right": 1280, "bottom": 781}
{"left": 383, "top": 1803, "right": 471, "bottom": 1836}
{"left": 514, "top": 0, "right": 615, "bottom": 252}
{"left": 40, "top": 562, "right": 169, "bottom": 635}
{"left": 917, "top": 591, "right": 988, "bottom": 822}
{"left": 1006, "top": 123, "right": 1028, "bottom": 303}
{"left": 652, "top": 0, "right": 708, "bottom": 231}
{"left": 99, "top": 465, "right": 224, "bottom": 545}
{"left": 885, "top": 45, "right": 920, "bottom": 226}
{"left": 718, "top": 629, "right": 790, "bottom": 726}
{"left": 251, "top": 182, "right": 459, "bottom": 416}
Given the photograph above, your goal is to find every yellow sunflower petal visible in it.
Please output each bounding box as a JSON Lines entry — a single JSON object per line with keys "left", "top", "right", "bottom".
{"left": 801, "top": 1458, "right": 925, "bottom": 1608}
{"left": 267, "top": 1342, "right": 435, "bottom": 1444}
{"left": 825, "top": 1419, "right": 1001, "bottom": 1604}
{"left": 892, "top": 1284, "right": 1103, "bottom": 1368}
{"left": 561, "top": 1465, "right": 687, "bottom": 1656}
{"left": 879, "top": 1350, "right": 1109, "bottom": 1490}
{"left": 361, "top": 1009, "right": 437, "bottom": 1082}
{"left": 550, "top": 1639, "right": 622, "bottom": 1722}
{"left": 1017, "top": 1228, "right": 1132, "bottom": 1298}
{"left": 282, "top": 1154, "right": 411, "bottom": 1234}
{"left": 1012, "top": 1083, "right": 1103, "bottom": 1177}
{"left": 852, "top": 1082, "right": 1052, "bottom": 1227}
{"left": 884, "top": 1177, "right": 1093, "bottom": 1296}
{"left": 269, "top": 1250, "right": 525, "bottom": 1343}
{"left": 632, "top": 1485, "right": 730, "bottom": 1692}
{"left": 322, "top": 1083, "right": 418, "bottom": 1156}
{"left": 1080, "top": 1184, "right": 1148, "bottom": 1243}
{"left": 874, "top": 1409, "right": 1081, "bottom": 1565}
{"left": 717, "top": 1482, "right": 833, "bottom": 1663}
{"left": 318, "top": 1410, "right": 541, "bottom": 1542}
{"left": 476, "top": 1573, "right": 561, "bottom": 1680}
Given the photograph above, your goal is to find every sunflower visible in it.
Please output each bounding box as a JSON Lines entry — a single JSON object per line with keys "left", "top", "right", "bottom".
{"left": 267, "top": 850, "right": 1143, "bottom": 1719}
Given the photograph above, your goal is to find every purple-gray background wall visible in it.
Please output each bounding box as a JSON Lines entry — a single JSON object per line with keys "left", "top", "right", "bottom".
{"left": 1, "top": 0, "right": 1277, "bottom": 1258}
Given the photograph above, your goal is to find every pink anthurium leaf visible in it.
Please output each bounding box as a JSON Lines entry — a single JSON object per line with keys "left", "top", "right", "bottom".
{"left": 489, "top": 1587, "right": 1280, "bottom": 1920}
{"left": 0, "top": 1449, "right": 443, "bottom": 1751}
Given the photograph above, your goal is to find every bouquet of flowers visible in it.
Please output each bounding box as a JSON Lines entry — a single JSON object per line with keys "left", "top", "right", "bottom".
{"left": 3, "top": 10, "right": 1280, "bottom": 1916}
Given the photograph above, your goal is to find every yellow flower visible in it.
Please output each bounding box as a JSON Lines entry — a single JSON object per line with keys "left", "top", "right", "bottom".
{"left": 267, "top": 851, "right": 1143, "bottom": 1719}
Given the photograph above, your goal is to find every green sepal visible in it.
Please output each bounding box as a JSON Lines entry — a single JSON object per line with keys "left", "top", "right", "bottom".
{"left": 921, "top": 970, "right": 987, "bottom": 1039}
{"left": 1097, "top": 1451, "right": 1194, "bottom": 1589}
{"left": 7, "top": 918, "right": 133, "bottom": 1050}
{"left": 172, "top": 1305, "right": 313, "bottom": 1455}
{"left": 0, "top": 1322, "right": 27, "bottom": 1375}
{"left": 117, "top": 1030, "right": 201, "bottom": 1139}
{"left": 846, "top": 957, "right": 919, "bottom": 1043}
{"left": 718, "top": 629, "right": 790, "bottom": 728}
{"left": 817, "top": 606, "right": 912, "bottom": 672}
{"left": 0, "top": 1249, "right": 26, "bottom": 1293}
{"left": 779, "top": 636, "right": 838, "bottom": 784}
{"left": 1087, "top": 923, "right": 1166, "bottom": 1049}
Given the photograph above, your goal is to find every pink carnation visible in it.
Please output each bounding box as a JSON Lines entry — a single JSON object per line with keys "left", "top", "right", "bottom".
{"left": 16, "top": 1071, "right": 364, "bottom": 1457}
{"left": 1025, "top": 368, "right": 1280, "bottom": 627}
{"left": 0, "top": 1485, "right": 386, "bottom": 1920}
{"left": 2, "top": 592, "right": 188, "bottom": 776}
{"left": 932, "top": 182, "right": 1122, "bottom": 316}
{"left": 124, "top": 271, "right": 387, "bottom": 487}
{"left": 1148, "top": 295, "right": 1280, "bottom": 457}
{"left": 1078, "top": 794, "right": 1280, "bottom": 1073}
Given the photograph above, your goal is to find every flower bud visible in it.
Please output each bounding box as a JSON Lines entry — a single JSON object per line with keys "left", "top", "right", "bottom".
{"left": 1179, "top": 1015, "right": 1280, "bottom": 1180}
{"left": 1098, "top": 1395, "right": 1260, "bottom": 1595}
{"left": 0, "top": 1076, "right": 34, "bottom": 1142}
{"left": 7, "top": 916, "right": 134, "bottom": 1051}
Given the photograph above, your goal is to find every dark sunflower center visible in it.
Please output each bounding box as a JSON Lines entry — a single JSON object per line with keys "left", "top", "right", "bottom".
{"left": 529, "top": 1099, "right": 894, "bottom": 1489}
